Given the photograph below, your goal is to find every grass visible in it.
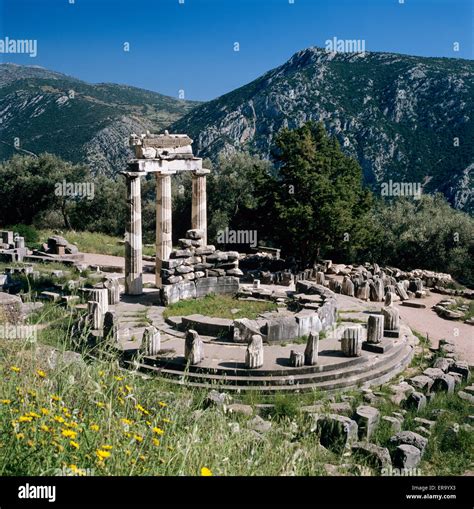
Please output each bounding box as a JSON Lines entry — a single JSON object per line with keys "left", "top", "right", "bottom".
{"left": 37, "top": 230, "right": 155, "bottom": 257}
{"left": 163, "top": 294, "right": 277, "bottom": 320}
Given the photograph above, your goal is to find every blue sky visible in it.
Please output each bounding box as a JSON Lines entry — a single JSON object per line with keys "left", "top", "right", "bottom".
{"left": 1, "top": 0, "right": 472, "bottom": 101}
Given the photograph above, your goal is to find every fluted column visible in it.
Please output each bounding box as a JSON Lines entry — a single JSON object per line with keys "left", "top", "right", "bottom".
{"left": 191, "top": 169, "right": 210, "bottom": 246}
{"left": 124, "top": 172, "right": 143, "bottom": 295}
{"left": 156, "top": 173, "right": 173, "bottom": 287}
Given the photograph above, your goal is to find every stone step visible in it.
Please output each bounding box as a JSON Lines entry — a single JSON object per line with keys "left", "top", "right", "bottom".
{"left": 141, "top": 341, "right": 405, "bottom": 378}
{"left": 126, "top": 343, "right": 413, "bottom": 393}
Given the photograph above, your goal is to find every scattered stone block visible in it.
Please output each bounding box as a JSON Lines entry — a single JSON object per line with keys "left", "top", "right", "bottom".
{"left": 433, "top": 357, "right": 455, "bottom": 373}
{"left": 248, "top": 415, "right": 272, "bottom": 433}
{"left": 381, "top": 416, "right": 402, "bottom": 433}
{"left": 389, "top": 431, "right": 428, "bottom": 454}
{"left": 393, "top": 444, "right": 422, "bottom": 469}
{"left": 448, "top": 361, "right": 470, "bottom": 382}
{"left": 404, "top": 392, "right": 427, "bottom": 412}
{"left": 317, "top": 414, "right": 358, "bottom": 453}
{"left": 431, "top": 373, "right": 456, "bottom": 394}
{"left": 227, "top": 404, "right": 253, "bottom": 417}
{"left": 367, "top": 314, "right": 384, "bottom": 344}
{"left": 351, "top": 442, "right": 392, "bottom": 471}
{"left": 354, "top": 405, "right": 380, "bottom": 440}
{"left": 407, "top": 375, "right": 434, "bottom": 393}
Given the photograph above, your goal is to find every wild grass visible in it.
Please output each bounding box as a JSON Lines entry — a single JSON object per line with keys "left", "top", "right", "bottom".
{"left": 163, "top": 294, "right": 277, "bottom": 320}
{"left": 37, "top": 230, "right": 155, "bottom": 257}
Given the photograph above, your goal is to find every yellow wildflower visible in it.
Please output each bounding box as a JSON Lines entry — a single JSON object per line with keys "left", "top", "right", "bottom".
{"left": 18, "top": 415, "right": 33, "bottom": 423}
{"left": 36, "top": 369, "right": 46, "bottom": 378}
{"left": 1, "top": 399, "right": 11, "bottom": 404}
{"left": 10, "top": 366, "right": 21, "bottom": 372}
{"left": 96, "top": 449, "right": 111, "bottom": 461}
{"left": 27, "top": 440, "right": 35, "bottom": 447}
{"left": 40, "top": 424, "right": 50, "bottom": 432}
{"left": 90, "top": 424, "right": 99, "bottom": 431}
{"left": 125, "top": 385, "right": 132, "bottom": 393}
{"left": 162, "top": 418, "right": 171, "bottom": 424}
{"left": 95, "top": 402, "right": 105, "bottom": 408}
{"left": 27, "top": 412, "right": 41, "bottom": 419}
{"left": 54, "top": 415, "right": 65, "bottom": 423}
{"left": 152, "top": 427, "right": 164, "bottom": 435}
{"left": 16, "top": 433, "right": 24, "bottom": 440}
{"left": 201, "top": 467, "right": 213, "bottom": 476}
{"left": 158, "top": 401, "right": 167, "bottom": 408}
{"left": 152, "top": 438, "right": 160, "bottom": 447}
{"left": 121, "top": 418, "right": 133, "bottom": 425}
{"left": 28, "top": 390, "right": 37, "bottom": 397}
{"left": 135, "top": 404, "right": 149, "bottom": 415}
{"left": 114, "top": 376, "right": 124, "bottom": 381}
{"left": 98, "top": 370, "right": 105, "bottom": 377}
{"left": 61, "top": 429, "right": 77, "bottom": 439}
{"left": 41, "top": 408, "right": 50, "bottom": 415}
{"left": 134, "top": 434, "right": 143, "bottom": 443}
{"left": 51, "top": 395, "right": 61, "bottom": 402}
{"left": 101, "top": 445, "right": 113, "bottom": 450}
{"left": 70, "top": 440, "right": 79, "bottom": 450}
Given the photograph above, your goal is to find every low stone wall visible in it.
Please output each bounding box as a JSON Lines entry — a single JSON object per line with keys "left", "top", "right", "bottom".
{"left": 233, "top": 282, "right": 337, "bottom": 344}
{"left": 161, "top": 276, "right": 240, "bottom": 306}
{"left": 160, "top": 229, "right": 243, "bottom": 306}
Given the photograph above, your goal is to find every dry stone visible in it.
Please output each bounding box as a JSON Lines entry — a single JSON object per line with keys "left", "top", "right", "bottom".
{"left": 304, "top": 332, "right": 319, "bottom": 366}
{"left": 394, "top": 444, "right": 422, "bottom": 469}
{"left": 367, "top": 314, "right": 384, "bottom": 344}
{"left": 184, "top": 329, "right": 203, "bottom": 365}
{"left": 354, "top": 405, "right": 380, "bottom": 440}
{"left": 245, "top": 334, "right": 264, "bottom": 369}
{"left": 141, "top": 326, "right": 161, "bottom": 356}
{"left": 341, "top": 326, "right": 362, "bottom": 357}
{"left": 289, "top": 350, "right": 304, "bottom": 367}
{"left": 316, "top": 414, "right": 358, "bottom": 453}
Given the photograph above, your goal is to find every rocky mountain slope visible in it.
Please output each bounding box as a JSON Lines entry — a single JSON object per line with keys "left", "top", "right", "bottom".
{"left": 0, "top": 64, "right": 197, "bottom": 176}
{"left": 171, "top": 48, "right": 474, "bottom": 213}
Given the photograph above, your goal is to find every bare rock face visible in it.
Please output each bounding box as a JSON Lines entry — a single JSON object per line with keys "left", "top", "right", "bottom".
{"left": 304, "top": 331, "right": 319, "bottom": 366}
{"left": 245, "top": 334, "right": 264, "bottom": 369}
{"left": 185, "top": 329, "right": 204, "bottom": 365}
{"left": 141, "top": 326, "right": 161, "bottom": 356}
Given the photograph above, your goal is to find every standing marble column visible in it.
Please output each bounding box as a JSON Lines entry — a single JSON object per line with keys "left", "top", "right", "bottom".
{"left": 156, "top": 173, "right": 173, "bottom": 287}
{"left": 191, "top": 169, "right": 210, "bottom": 246}
{"left": 124, "top": 172, "right": 143, "bottom": 295}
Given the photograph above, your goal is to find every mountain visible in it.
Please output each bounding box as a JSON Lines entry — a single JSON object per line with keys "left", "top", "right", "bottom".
{"left": 171, "top": 48, "right": 474, "bottom": 213}
{"left": 0, "top": 64, "right": 198, "bottom": 176}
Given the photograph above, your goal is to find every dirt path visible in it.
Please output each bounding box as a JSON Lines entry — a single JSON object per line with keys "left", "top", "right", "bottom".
{"left": 394, "top": 294, "right": 473, "bottom": 364}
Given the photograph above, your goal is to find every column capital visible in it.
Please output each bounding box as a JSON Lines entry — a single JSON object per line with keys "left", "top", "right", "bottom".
{"left": 192, "top": 168, "right": 211, "bottom": 177}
